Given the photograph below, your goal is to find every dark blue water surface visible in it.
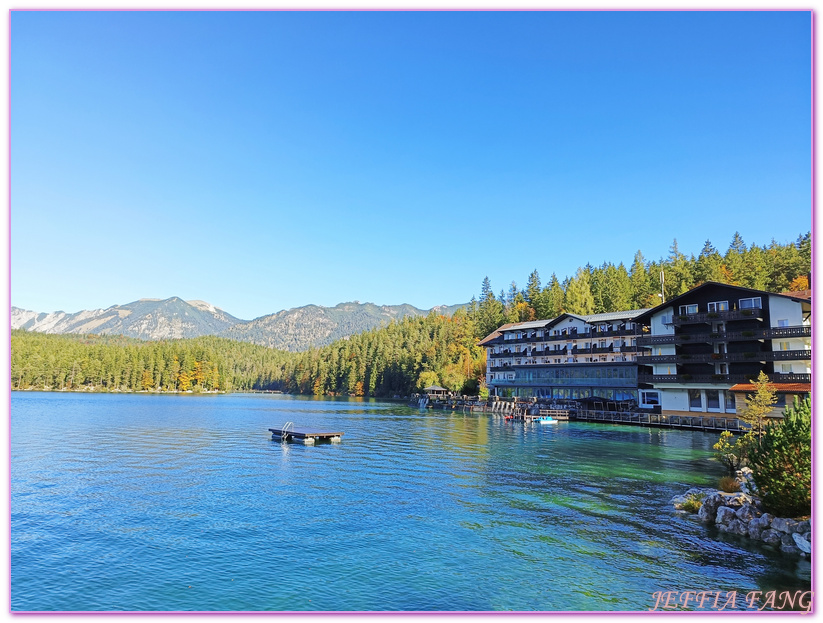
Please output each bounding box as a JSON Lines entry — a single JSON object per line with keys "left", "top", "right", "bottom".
{"left": 11, "top": 392, "right": 810, "bottom": 611}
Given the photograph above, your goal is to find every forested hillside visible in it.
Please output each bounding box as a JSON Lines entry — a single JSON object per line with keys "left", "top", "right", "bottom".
{"left": 11, "top": 331, "right": 292, "bottom": 393}
{"left": 221, "top": 301, "right": 466, "bottom": 351}
{"left": 11, "top": 311, "right": 483, "bottom": 396}
{"left": 12, "top": 232, "right": 811, "bottom": 398}
{"left": 274, "top": 309, "right": 484, "bottom": 396}
{"left": 469, "top": 232, "right": 811, "bottom": 339}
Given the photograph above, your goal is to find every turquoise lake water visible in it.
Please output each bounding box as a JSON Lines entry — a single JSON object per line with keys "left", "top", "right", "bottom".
{"left": 11, "top": 392, "right": 810, "bottom": 611}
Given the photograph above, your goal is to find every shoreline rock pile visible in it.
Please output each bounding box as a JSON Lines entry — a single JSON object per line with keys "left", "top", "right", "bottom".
{"left": 671, "top": 483, "right": 811, "bottom": 559}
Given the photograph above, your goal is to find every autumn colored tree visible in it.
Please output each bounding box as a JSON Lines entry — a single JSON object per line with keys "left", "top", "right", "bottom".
{"left": 739, "top": 371, "right": 778, "bottom": 437}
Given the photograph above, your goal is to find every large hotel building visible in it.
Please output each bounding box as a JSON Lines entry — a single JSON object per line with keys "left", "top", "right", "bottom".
{"left": 479, "top": 282, "right": 811, "bottom": 415}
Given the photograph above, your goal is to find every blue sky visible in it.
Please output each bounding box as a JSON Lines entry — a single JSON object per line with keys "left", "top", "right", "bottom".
{"left": 11, "top": 10, "right": 811, "bottom": 320}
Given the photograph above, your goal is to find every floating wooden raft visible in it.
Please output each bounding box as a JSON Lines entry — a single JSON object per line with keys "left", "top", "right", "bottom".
{"left": 269, "top": 423, "right": 343, "bottom": 444}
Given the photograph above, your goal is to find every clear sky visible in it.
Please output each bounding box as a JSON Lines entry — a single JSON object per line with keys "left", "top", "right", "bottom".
{"left": 10, "top": 10, "right": 812, "bottom": 321}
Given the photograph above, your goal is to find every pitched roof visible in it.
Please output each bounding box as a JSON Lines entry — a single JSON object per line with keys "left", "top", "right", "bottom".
{"left": 729, "top": 383, "right": 811, "bottom": 393}
{"left": 477, "top": 322, "right": 518, "bottom": 346}
{"left": 634, "top": 281, "right": 812, "bottom": 323}
{"left": 543, "top": 309, "right": 649, "bottom": 329}
{"left": 579, "top": 309, "right": 651, "bottom": 323}
{"left": 781, "top": 289, "right": 811, "bottom": 300}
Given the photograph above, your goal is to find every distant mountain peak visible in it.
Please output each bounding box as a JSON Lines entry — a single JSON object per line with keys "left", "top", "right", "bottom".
{"left": 13, "top": 298, "right": 468, "bottom": 351}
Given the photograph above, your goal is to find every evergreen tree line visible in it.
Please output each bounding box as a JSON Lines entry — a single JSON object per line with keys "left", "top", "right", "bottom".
{"left": 12, "top": 231, "right": 810, "bottom": 399}
{"left": 275, "top": 310, "right": 483, "bottom": 396}
{"left": 11, "top": 311, "right": 485, "bottom": 397}
{"left": 11, "top": 331, "right": 293, "bottom": 392}
{"left": 469, "top": 232, "right": 811, "bottom": 339}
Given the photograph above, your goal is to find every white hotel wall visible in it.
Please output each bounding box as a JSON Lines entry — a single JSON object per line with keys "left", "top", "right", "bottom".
{"left": 768, "top": 295, "right": 806, "bottom": 327}
{"left": 661, "top": 389, "right": 689, "bottom": 412}
{"left": 650, "top": 307, "right": 675, "bottom": 335}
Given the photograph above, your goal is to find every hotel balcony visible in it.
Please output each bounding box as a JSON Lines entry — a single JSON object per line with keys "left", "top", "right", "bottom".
{"left": 638, "top": 372, "right": 811, "bottom": 384}
{"left": 670, "top": 308, "right": 763, "bottom": 325}
{"left": 636, "top": 325, "right": 810, "bottom": 346}
{"left": 636, "top": 350, "right": 810, "bottom": 364}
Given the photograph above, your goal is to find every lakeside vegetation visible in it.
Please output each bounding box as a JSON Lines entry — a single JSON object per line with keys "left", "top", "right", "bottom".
{"left": 11, "top": 232, "right": 811, "bottom": 397}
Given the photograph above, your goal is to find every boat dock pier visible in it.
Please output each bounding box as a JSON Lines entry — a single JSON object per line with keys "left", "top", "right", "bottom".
{"left": 574, "top": 409, "right": 743, "bottom": 432}
{"left": 269, "top": 422, "right": 343, "bottom": 444}
{"left": 505, "top": 409, "right": 571, "bottom": 422}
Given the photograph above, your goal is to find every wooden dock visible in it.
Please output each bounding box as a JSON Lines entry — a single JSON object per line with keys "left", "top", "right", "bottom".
{"left": 574, "top": 409, "right": 743, "bottom": 432}
{"left": 269, "top": 423, "right": 343, "bottom": 444}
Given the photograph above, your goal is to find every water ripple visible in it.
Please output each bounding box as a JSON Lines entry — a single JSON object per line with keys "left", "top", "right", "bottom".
{"left": 11, "top": 393, "right": 809, "bottom": 611}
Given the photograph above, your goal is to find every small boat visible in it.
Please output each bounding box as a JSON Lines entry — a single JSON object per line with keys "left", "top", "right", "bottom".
{"left": 537, "top": 415, "right": 558, "bottom": 424}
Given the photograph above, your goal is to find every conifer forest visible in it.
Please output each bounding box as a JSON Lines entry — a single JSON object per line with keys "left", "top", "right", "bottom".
{"left": 12, "top": 232, "right": 811, "bottom": 397}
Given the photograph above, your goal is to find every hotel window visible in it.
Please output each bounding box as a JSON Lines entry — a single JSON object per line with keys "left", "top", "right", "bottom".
{"left": 708, "top": 301, "right": 728, "bottom": 312}
{"left": 724, "top": 391, "right": 736, "bottom": 413}
{"left": 679, "top": 304, "right": 698, "bottom": 314}
{"left": 706, "top": 390, "right": 720, "bottom": 411}
{"left": 739, "top": 297, "right": 762, "bottom": 309}
{"left": 689, "top": 390, "right": 702, "bottom": 411}
{"left": 779, "top": 341, "right": 791, "bottom": 351}
{"left": 777, "top": 319, "right": 789, "bottom": 328}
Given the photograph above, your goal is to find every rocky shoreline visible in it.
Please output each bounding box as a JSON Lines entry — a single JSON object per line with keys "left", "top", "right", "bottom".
{"left": 671, "top": 473, "right": 811, "bottom": 559}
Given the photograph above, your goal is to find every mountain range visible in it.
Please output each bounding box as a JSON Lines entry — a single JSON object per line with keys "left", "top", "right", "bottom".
{"left": 11, "top": 298, "right": 466, "bottom": 351}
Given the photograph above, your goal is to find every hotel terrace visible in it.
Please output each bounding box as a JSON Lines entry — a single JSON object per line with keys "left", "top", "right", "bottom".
{"left": 479, "top": 282, "right": 811, "bottom": 416}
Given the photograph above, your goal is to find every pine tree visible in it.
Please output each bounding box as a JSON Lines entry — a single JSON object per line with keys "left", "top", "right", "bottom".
{"left": 629, "top": 251, "right": 653, "bottom": 308}
{"left": 477, "top": 279, "right": 505, "bottom": 338}
{"left": 740, "top": 371, "right": 777, "bottom": 437}
{"left": 747, "top": 396, "right": 811, "bottom": 517}
{"left": 695, "top": 240, "right": 724, "bottom": 284}
{"left": 525, "top": 270, "right": 541, "bottom": 304}
{"left": 589, "top": 264, "right": 607, "bottom": 314}
{"left": 742, "top": 245, "right": 769, "bottom": 290}
{"left": 564, "top": 268, "right": 595, "bottom": 315}
{"left": 667, "top": 239, "right": 694, "bottom": 296}
{"left": 506, "top": 281, "right": 519, "bottom": 308}
{"left": 546, "top": 273, "right": 565, "bottom": 318}
{"left": 729, "top": 231, "right": 747, "bottom": 254}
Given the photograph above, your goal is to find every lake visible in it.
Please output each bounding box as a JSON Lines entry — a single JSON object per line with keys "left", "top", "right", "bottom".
{"left": 10, "top": 392, "right": 810, "bottom": 611}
